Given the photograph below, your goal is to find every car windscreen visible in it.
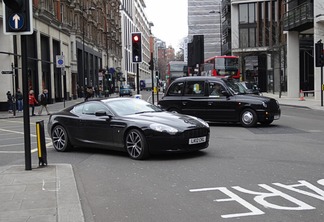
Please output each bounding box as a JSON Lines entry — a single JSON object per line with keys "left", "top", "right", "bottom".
{"left": 105, "top": 99, "right": 162, "bottom": 116}
{"left": 223, "top": 80, "right": 248, "bottom": 95}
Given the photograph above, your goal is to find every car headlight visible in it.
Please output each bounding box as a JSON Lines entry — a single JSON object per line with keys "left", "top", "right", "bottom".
{"left": 149, "top": 123, "right": 178, "bottom": 135}
{"left": 262, "top": 102, "right": 268, "bottom": 108}
{"left": 190, "top": 116, "right": 209, "bottom": 127}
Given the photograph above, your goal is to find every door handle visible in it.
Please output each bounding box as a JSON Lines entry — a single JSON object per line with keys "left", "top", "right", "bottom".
{"left": 182, "top": 102, "right": 187, "bottom": 106}
{"left": 208, "top": 102, "right": 213, "bottom": 105}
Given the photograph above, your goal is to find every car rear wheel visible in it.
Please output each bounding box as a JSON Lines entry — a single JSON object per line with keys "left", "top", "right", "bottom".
{"left": 125, "top": 129, "right": 149, "bottom": 160}
{"left": 51, "top": 125, "right": 71, "bottom": 152}
{"left": 240, "top": 108, "right": 257, "bottom": 127}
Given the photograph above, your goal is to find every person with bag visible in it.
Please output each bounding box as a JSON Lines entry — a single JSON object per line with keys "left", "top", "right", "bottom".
{"left": 29, "top": 90, "right": 38, "bottom": 116}
{"left": 38, "top": 89, "right": 50, "bottom": 115}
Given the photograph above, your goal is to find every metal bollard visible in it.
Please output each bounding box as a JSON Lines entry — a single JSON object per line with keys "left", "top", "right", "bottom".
{"left": 36, "top": 120, "right": 47, "bottom": 166}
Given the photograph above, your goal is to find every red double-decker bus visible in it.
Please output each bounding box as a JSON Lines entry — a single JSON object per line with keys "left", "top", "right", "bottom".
{"left": 203, "top": 55, "right": 240, "bottom": 79}
{"left": 166, "top": 61, "right": 187, "bottom": 86}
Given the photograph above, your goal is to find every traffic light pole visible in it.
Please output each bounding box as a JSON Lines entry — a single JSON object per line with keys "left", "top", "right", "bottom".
{"left": 136, "top": 63, "right": 140, "bottom": 95}
{"left": 321, "top": 66, "right": 323, "bottom": 107}
{"left": 150, "top": 52, "right": 154, "bottom": 104}
{"left": 21, "top": 35, "right": 32, "bottom": 170}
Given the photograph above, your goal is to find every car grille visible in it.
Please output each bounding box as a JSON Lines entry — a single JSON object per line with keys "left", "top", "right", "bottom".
{"left": 268, "top": 100, "right": 279, "bottom": 111}
{"left": 182, "top": 128, "right": 209, "bottom": 139}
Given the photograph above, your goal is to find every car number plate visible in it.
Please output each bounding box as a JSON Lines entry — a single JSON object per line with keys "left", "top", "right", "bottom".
{"left": 189, "top": 136, "right": 206, "bottom": 145}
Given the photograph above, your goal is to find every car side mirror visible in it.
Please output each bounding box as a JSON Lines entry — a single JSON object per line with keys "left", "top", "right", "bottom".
{"left": 221, "top": 90, "right": 230, "bottom": 97}
{"left": 95, "top": 111, "right": 108, "bottom": 116}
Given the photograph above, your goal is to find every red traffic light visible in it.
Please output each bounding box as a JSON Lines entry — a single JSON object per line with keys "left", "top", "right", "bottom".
{"left": 133, "top": 35, "right": 140, "bottom": 42}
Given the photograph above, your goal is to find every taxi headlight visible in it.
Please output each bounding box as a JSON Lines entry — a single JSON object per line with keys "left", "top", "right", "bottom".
{"left": 262, "top": 102, "right": 268, "bottom": 108}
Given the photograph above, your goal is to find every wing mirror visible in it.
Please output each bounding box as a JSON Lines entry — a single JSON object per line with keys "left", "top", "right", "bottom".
{"left": 95, "top": 111, "right": 108, "bottom": 116}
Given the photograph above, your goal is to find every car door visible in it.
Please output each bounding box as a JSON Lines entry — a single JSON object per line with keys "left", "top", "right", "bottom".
{"left": 181, "top": 80, "right": 209, "bottom": 119}
{"left": 79, "top": 101, "right": 115, "bottom": 148}
{"left": 160, "top": 81, "right": 185, "bottom": 112}
{"left": 205, "top": 81, "right": 238, "bottom": 122}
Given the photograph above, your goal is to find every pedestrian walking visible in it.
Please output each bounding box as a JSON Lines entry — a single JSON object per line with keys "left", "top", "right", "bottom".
{"left": 28, "top": 90, "right": 38, "bottom": 116}
{"left": 16, "top": 88, "right": 23, "bottom": 112}
{"left": 6, "top": 91, "right": 13, "bottom": 113}
{"left": 38, "top": 89, "right": 50, "bottom": 115}
{"left": 84, "top": 86, "right": 93, "bottom": 101}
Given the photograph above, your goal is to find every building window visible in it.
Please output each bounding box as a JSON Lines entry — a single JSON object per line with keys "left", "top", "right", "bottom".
{"left": 239, "top": 4, "right": 248, "bottom": 24}
{"left": 239, "top": 3, "right": 256, "bottom": 48}
{"left": 240, "top": 28, "right": 248, "bottom": 48}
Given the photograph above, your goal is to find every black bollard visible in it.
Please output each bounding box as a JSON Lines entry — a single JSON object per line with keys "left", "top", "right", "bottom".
{"left": 36, "top": 120, "right": 47, "bottom": 166}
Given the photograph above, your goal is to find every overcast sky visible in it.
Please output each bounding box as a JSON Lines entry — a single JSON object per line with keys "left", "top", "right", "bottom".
{"left": 144, "top": 0, "right": 188, "bottom": 51}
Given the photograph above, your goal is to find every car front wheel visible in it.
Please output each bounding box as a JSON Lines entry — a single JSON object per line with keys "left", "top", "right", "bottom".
{"left": 125, "top": 129, "right": 149, "bottom": 160}
{"left": 51, "top": 125, "right": 71, "bottom": 152}
{"left": 168, "top": 107, "right": 180, "bottom": 114}
{"left": 240, "top": 108, "right": 257, "bottom": 127}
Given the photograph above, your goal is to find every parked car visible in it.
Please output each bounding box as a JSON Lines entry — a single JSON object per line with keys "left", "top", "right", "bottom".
{"left": 158, "top": 76, "right": 281, "bottom": 127}
{"left": 119, "top": 85, "right": 133, "bottom": 97}
{"left": 48, "top": 98, "right": 210, "bottom": 160}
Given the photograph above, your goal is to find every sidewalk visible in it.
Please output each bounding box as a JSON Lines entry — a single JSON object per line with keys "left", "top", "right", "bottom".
{"left": 0, "top": 92, "right": 323, "bottom": 222}
{"left": 262, "top": 92, "right": 324, "bottom": 111}
{"left": 0, "top": 164, "right": 84, "bottom": 222}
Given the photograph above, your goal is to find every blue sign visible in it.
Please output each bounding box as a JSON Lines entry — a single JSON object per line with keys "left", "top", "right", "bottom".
{"left": 9, "top": 13, "right": 25, "bottom": 30}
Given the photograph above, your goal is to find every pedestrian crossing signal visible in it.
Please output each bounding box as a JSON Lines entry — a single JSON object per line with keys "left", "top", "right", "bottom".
{"left": 3, "top": 0, "right": 33, "bottom": 35}
{"left": 132, "top": 33, "right": 142, "bottom": 63}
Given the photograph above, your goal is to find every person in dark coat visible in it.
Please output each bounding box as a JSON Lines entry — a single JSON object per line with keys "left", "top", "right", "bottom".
{"left": 16, "top": 88, "right": 23, "bottom": 112}
{"left": 6, "top": 91, "right": 13, "bottom": 113}
{"left": 84, "top": 86, "right": 93, "bottom": 101}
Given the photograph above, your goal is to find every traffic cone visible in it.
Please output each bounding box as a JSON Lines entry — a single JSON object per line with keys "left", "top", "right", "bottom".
{"left": 299, "top": 90, "right": 305, "bottom": 101}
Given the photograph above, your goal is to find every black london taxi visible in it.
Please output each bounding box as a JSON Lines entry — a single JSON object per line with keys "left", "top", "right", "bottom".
{"left": 158, "top": 76, "right": 281, "bottom": 127}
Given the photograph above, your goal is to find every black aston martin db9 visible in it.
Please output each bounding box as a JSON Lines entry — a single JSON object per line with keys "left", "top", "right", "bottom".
{"left": 48, "top": 98, "right": 210, "bottom": 160}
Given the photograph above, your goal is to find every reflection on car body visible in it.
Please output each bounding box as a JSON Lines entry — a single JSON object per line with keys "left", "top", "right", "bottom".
{"left": 158, "top": 76, "right": 281, "bottom": 127}
{"left": 119, "top": 85, "right": 133, "bottom": 97}
{"left": 47, "top": 98, "right": 210, "bottom": 160}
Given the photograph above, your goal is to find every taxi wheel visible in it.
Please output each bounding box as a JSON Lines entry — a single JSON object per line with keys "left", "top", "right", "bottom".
{"left": 168, "top": 107, "right": 180, "bottom": 114}
{"left": 240, "top": 108, "right": 257, "bottom": 127}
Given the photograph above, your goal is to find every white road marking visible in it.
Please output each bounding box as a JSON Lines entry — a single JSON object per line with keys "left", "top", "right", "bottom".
{"left": 190, "top": 179, "right": 324, "bottom": 219}
{"left": 0, "top": 128, "right": 53, "bottom": 154}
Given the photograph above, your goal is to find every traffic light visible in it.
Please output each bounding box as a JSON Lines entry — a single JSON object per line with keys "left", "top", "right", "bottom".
{"left": 3, "top": 0, "right": 33, "bottom": 35}
{"left": 315, "top": 41, "right": 324, "bottom": 67}
{"left": 132, "top": 32, "right": 142, "bottom": 63}
{"left": 149, "top": 59, "right": 154, "bottom": 70}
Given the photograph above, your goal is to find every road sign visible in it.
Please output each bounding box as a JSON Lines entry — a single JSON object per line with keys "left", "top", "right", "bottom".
{"left": 56, "top": 55, "right": 65, "bottom": 68}
{"left": 1, "top": 71, "right": 13, "bottom": 74}
{"left": 3, "top": 0, "right": 33, "bottom": 35}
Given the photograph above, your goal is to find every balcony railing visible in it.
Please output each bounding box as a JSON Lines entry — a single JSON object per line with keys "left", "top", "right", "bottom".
{"left": 283, "top": 2, "right": 313, "bottom": 31}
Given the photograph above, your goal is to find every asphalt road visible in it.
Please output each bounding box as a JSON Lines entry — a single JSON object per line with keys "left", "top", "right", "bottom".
{"left": 0, "top": 105, "right": 324, "bottom": 222}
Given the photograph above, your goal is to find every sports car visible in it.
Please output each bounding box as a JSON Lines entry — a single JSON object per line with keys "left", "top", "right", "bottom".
{"left": 48, "top": 98, "right": 210, "bottom": 160}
